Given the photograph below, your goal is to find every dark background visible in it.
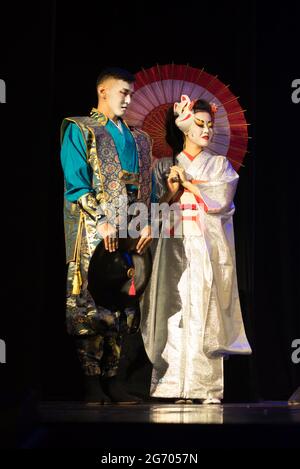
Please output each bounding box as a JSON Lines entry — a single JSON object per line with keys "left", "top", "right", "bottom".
{"left": 1, "top": 0, "right": 300, "bottom": 417}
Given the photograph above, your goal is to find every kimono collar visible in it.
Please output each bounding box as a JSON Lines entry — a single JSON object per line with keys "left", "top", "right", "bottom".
{"left": 90, "top": 108, "right": 108, "bottom": 126}
{"left": 178, "top": 149, "right": 212, "bottom": 177}
{"left": 182, "top": 149, "right": 202, "bottom": 161}
{"left": 90, "top": 108, "right": 130, "bottom": 129}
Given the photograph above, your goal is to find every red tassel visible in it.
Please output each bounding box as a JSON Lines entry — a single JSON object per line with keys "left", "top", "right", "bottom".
{"left": 129, "top": 277, "right": 136, "bottom": 296}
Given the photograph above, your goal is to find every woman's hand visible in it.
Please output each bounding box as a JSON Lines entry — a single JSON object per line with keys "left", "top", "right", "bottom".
{"left": 170, "top": 166, "right": 188, "bottom": 186}
{"left": 166, "top": 168, "right": 180, "bottom": 195}
{"left": 136, "top": 225, "right": 152, "bottom": 255}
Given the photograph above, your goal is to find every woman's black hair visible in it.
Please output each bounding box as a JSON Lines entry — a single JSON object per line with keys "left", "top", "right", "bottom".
{"left": 165, "top": 98, "right": 212, "bottom": 163}
{"left": 165, "top": 106, "right": 184, "bottom": 162}
{"left": 193, "top": 98, "right": 212, "bottom": 115}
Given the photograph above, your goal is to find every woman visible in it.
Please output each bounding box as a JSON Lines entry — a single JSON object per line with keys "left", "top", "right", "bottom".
{"left": 141, "top": 95, "right": 252, "bottom": 404}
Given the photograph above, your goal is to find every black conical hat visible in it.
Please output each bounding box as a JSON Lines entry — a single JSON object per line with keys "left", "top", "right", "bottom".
{"left": 88, "top": 237, "right": 152, "bottom": 310}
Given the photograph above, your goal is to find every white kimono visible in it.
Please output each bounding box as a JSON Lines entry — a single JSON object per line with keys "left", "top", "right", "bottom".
{"left": 141, "top": 150, "right": 252, "bottom": 400}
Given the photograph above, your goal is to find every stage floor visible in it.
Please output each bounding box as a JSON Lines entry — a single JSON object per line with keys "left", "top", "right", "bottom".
{"left": 38, "top": 400, "right": 300, "bottom": 425}
{"left": 15, "top": 401, "right": 300, "bottom": 449}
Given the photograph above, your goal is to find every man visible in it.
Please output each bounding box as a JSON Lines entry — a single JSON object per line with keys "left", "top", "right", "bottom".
{"left": 60, "top": 68, "right": 152, "bottom": 403}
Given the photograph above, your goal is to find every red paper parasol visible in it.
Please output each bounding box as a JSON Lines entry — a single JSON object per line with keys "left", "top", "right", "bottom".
{"left": 125, "top": 64, "right": 249, "bottom": 172}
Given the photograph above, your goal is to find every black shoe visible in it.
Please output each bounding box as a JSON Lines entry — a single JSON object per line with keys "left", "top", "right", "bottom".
{"left": 102, "top": 376, "right": 142, "bottom": 404}
{"left": 83, "top": 375, "right": 111, "bottom": 404}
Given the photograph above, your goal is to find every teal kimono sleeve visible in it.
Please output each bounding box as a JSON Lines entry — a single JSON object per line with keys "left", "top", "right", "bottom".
{"left": 60, "top": 123, "right": 94, "bottom": 203}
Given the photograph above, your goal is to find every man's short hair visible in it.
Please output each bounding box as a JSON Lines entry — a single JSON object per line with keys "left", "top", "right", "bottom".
{"left": 96, "top": 67, "right": 135, "bottom": 88}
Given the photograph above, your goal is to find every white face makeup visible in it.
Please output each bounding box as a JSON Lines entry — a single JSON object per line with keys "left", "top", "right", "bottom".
{"left": 99, "top": 79, "right": 134, "bottom": 118}
{"left": 186, "top": 111, "right": 214, "bottom": 147}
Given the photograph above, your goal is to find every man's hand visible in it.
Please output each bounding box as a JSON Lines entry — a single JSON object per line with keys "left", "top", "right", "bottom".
{"left": 135, "top": 225, "right": 152, "bottom": 255}
{"left": 96, "top": 222, "right": 118, "bottom": 252}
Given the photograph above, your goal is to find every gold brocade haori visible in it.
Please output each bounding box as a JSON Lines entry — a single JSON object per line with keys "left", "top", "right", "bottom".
{"left": 60, "top": 113, "right": 152, "bottom": 336}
